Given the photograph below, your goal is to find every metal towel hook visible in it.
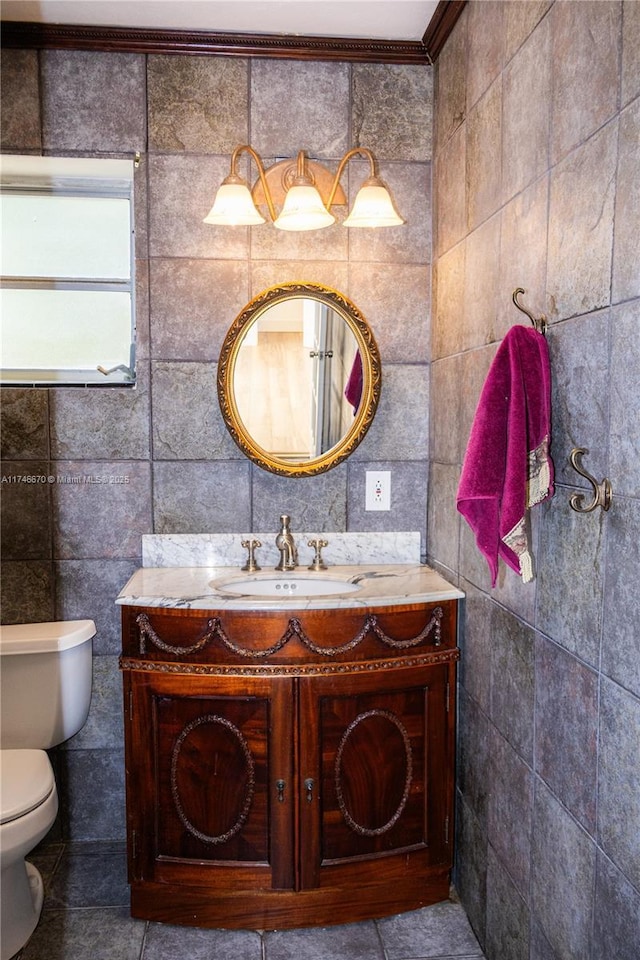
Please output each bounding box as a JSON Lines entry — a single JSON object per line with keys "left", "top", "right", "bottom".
{"left": 568, "top": 447, "right": 612, "bottom": 513}
{"left": 512, "top": 288, "right": 547, "bottom": 336}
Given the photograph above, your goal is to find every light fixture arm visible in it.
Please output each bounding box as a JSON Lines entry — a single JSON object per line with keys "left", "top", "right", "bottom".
{"left": 230, "top": 144, "right": 277, "bottom": 222}
{"left": 326, "top": 147, "right": 378, "bottom": 211}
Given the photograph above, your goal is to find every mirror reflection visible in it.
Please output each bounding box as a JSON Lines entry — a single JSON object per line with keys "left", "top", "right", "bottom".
{"left": 218, "top": 283, "right": 381, "bottom": 477}
{"left": 233, "top": 297, "right": 361, "bottom": 461}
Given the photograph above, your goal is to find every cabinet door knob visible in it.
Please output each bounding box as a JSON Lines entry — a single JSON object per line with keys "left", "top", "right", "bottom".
{"left": 304, "top": 778, "right": 315, "bottom": 803}
{"left": 276, "top": 779, "right": 286, "bottom": 803}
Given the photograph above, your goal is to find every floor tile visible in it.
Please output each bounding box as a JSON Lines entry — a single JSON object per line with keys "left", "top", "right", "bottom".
{"left": 142, "top": 923, "right": 262, "bottom": 959}
{"left": 264, "top": 921, "right": 384, "bottom": 960}
{"left": 377, "top": 902, "right": 484, "bottom": 959}
{"left": 19, "top": 907, "right": 145, "bottom": 960}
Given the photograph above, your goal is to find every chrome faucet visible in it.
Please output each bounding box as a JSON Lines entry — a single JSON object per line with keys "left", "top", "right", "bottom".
{"left": 275, "top": 514, "right": 298, "bottom": 571}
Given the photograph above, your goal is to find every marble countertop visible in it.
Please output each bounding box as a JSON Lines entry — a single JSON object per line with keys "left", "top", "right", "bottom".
{"left": 116, "top": 564, "right": 464, "bottom": 612}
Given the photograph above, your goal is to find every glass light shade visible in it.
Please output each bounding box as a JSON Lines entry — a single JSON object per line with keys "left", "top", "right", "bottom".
{"left": 273, "top": 185, "right": 335, "bottom": 231}
{"left": 343, "top": 180, "right": 405, "bottom": 228}
{"left": 203, "top": 181, "right": 265, "bottom": 226}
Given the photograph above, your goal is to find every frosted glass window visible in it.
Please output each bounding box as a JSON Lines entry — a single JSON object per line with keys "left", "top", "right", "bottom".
{"left": 0, "top": 155, "right": 135, "bottom": 387}
{"left": 2, "top": 194, "right": 131, "bottom": 279}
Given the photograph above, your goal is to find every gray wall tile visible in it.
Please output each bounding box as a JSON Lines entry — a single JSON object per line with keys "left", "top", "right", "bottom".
{"left": 613, "top": 99, "right": 640, "bottom": 303}
{"left": 49, "top": 365, "right": 150, "bottom": 460}
{"left": 602, "top": 499, "right": 640, "bottom": 700}
{"left": 148, "top": 55, "right": 248, "bottom": 153}
{"left": 352, "top": 64, "right": 433, "bottom": 162}
{"left": 485, "top": 847, "right": 530, "bottom": 960}
{"left": 149, "top": 154, "right": 249, "bottom": 260}
{"left": 503, "top": 1, "right": 553, "bottom": 64}
{"left": 0, "top": 461, "right": 52, "bottom": 560}
{"left": 531, "top": 781, "right": 596, "bottom": 960}
{"left": 65, "top": 654, "right": 123, "bottom": 750}
{"left": 151, "top": 361, "right": 239, "bottom": 460}
{"left": 621, "top": 0, "right": 640, "bottom": 105}
{"left": 465, "top": 1, "right": 504, "bottom": 112}
{"left": 547, "top": 310, "right": 610, "bottom": 486}
{"left": 250, "top": 60, "right": 349, "bottom": 160}
{"left": 346, "top": 460, "right": 428, "bottom": 548}
{"left": 466, "top": 80, "right": 502, "bottom": 231}
{"left": 435, "top": 122, "right": 466, "bottom": 255}
{"left": 150, "top": 259, "right": 248, "bottom": 361}
{"left": 487, "top": 727, "right": 533, "bottom": 897}
{"left": 251, "top": 464, "right": 347, "bottom": 533}
{"left": 41, "top": 50, "right": 146, "bottom": 152}
{"left": 59, "top": 749, "right": 126, "bottom": 841}
{"left": 609, "top": 300, "right": 640, "bottom": 498}
{"left": 428, "top": 462, "right": 460, "bottom": 574}
{"left": 501, "top": 17, "right": 551, "bottom": 204}
{"left": 0, "top": 49, "right": 40, "bottom": 150}
{"left": 550, "top": 0, "right": 621, "bottom": 164}
{"left": 489, "top": 605, "right": 535, "bottom": 763}
{"left": 153, "top": 460, "right": 251, "bottom": 534}
{"left": 353, "top": 364, "right": 429, "bottom": 462}
{"left": 547, "top": 121, "right": 617, "bottom": 320}
{"left": 347, "top": 161, "right": 431, "bottom": 264}
{"left": 347, "top": 263, "right": 430, "bottom": 364}
{"left": 498, "top": 177, "right": 549, "bottom": 337}
{"left": 536, "top": 496, "right": 604, "bottom": 667}
{"left": 457, "top": 690, "right": 491, "bottom": 828}
{"left": 598, "top": 678, "right": 640, "bottom": 890}
{"left": 454, "top": 794, "right": 487, "bottom": 947}
{"left": 535, "top": 637, "right": 598, "bottom": 833}
{"left": 52, "top": 460, "right": 151, "bottom": 560}
{"left": 458, "top": 583, "right": 492, "bottom": 716}
{"left": 0, "top": 560, "right": 55, "bottom": 625}
{"left": 55, "top": 559, "right": 138, "bottom": 656}
{"left": 0, "top": 388, "right": 49, "bottom": 460}
{"left": 463, "top": 215, "right": 500, "bottom": 349}
{"left": 593, "top": 851, "right": 640, "bottom": 960}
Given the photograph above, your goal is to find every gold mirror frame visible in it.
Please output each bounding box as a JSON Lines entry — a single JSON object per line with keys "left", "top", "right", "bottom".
{"left": 217, "top": 282, "right": 381, "bottom": 477}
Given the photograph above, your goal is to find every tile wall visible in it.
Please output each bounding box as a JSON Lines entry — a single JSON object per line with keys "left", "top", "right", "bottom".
{"left": 0, "top": 50, "right": 433, "bottom": 840}
{"left": 430, "top": 2, "right": 640, "bottom": 959}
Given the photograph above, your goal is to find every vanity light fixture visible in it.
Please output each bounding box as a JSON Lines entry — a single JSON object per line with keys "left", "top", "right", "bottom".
{"left": 204, "top": 145, "right": 404, "bottom": 231}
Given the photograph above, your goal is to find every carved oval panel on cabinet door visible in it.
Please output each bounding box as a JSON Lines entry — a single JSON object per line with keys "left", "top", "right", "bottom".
{"left": 335, "top": 709, "right": 412, "bottom": 836}
{"left": 171, "top": 714, "right": 255, "bottom": 845}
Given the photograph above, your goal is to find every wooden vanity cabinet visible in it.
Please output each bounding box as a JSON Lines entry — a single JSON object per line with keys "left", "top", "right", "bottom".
{"left": 120, "top": 601, "right": 459, "bottom": 929}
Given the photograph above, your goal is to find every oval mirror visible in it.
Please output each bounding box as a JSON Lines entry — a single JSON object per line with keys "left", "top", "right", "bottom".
{"left": 218, "top": 282, "right": 381, "bottom": 476}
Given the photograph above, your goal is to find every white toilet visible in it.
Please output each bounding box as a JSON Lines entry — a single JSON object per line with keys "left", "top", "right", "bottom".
{"left": 0, "top": 619, "right": 95, "bottom": 960}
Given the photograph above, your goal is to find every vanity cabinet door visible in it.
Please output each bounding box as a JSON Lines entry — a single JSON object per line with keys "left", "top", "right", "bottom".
{"left": 297, "top": 662, "right": 454, "bottom": 893}
{"left": 124, "top": 670, "right": 294, "bottom": 893}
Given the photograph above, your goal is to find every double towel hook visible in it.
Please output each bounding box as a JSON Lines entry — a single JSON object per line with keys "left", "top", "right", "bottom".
{"left": 569, "top": 448, "right": 612, "bottom": 513}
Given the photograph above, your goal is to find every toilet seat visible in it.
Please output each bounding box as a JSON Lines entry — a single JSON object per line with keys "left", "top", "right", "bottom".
{"left": 0, "top": 751, "right": 55, "bottom": 825}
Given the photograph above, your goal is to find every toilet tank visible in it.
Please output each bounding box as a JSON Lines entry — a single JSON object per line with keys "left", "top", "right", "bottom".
{"left": 0, "top": 620, "right": 95, "bottom": 749}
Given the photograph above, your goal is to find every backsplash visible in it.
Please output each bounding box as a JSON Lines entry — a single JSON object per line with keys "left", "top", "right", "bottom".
{"left": 142, "top": 531, "right": 421, "bottom": 568}
{"left": 0, "top": 50, "right": 432, "bottom": 841}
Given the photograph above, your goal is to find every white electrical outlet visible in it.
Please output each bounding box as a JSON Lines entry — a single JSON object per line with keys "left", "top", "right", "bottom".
{"left": 365, "top": 471, "right": 391, "bottom": 511}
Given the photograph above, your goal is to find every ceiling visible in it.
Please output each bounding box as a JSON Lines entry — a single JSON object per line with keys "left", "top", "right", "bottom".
{"left": 0, "top": 1, "right": 440, "bottom": 42}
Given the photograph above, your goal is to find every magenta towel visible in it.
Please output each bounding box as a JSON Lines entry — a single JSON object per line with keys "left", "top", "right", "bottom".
{"left": 457, "top": 325, "right": 554, "bottom": 587}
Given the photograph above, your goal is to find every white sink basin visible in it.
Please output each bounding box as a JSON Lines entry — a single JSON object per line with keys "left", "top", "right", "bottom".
{"left": 213, "top": 575, "right": 361, "bottom": 598}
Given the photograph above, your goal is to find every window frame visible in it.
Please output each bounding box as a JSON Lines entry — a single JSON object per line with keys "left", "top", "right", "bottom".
{"left": 0, "top": 154, "right": 136, "bottom": 388}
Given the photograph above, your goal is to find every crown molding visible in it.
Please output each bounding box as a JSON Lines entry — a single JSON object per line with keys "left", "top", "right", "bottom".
{"left": 1, "top": 2, "right": 465, "bottom": 63}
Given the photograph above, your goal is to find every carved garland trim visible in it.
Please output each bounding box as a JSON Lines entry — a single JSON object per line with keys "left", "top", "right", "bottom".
{"left": 170, "top": 714, "right": 255, "bottom": 845}
{"left": 136, "top": 607, "right": 443, "bottom": 659}
{"left": 335, "top": 709, "right": 413, "bottom": 837}
{"left": 120, "top": 648, "right": 459, "bottom": 677}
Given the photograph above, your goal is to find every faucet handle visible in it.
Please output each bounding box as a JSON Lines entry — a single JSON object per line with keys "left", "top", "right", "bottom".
{"left": 308, "top": 538, "right": 329, "bottom": 571}
{"left": 241, "top": 538, "right": 261, "bottom": 572}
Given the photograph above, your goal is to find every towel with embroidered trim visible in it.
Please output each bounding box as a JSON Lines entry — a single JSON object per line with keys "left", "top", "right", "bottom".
{"left": 456, "top": 324, "right": 554, "bottom": 587}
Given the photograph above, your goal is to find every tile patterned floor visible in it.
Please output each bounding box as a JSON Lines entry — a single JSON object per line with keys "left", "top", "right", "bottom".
{"left": 15, "top": 842, "right": 486, "bottom": 960}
